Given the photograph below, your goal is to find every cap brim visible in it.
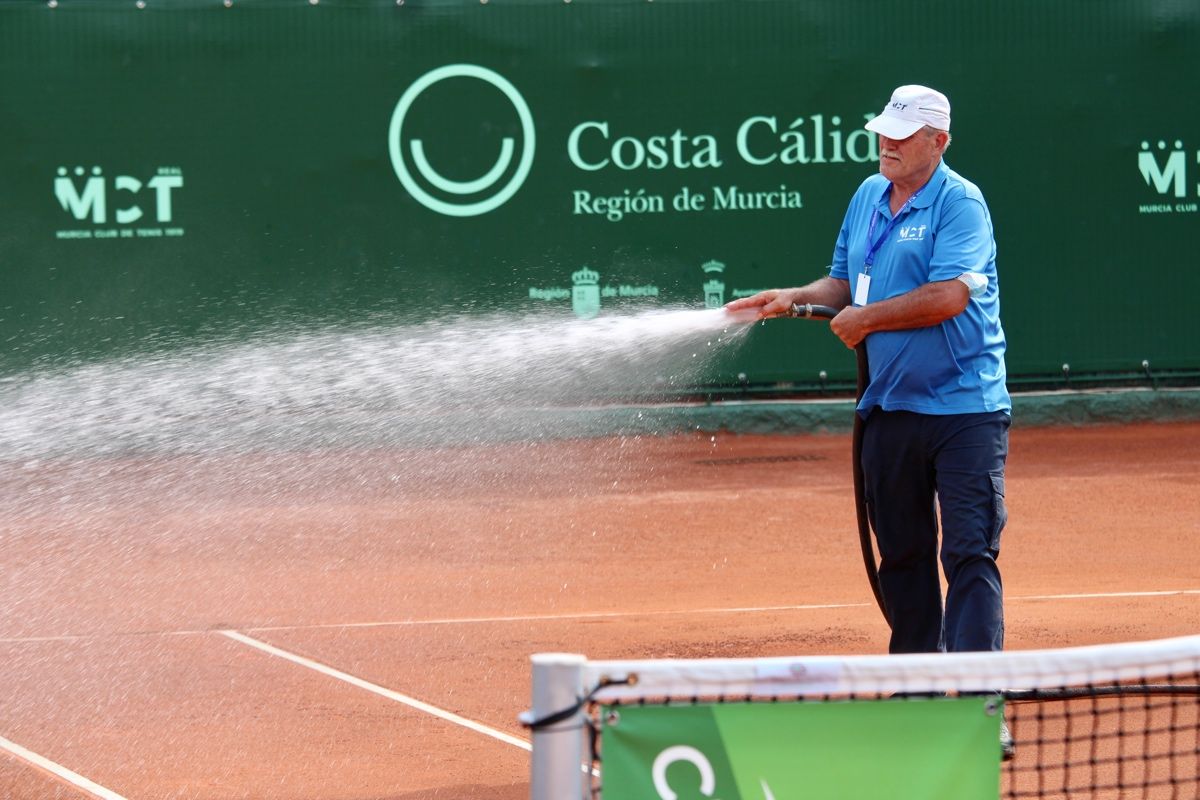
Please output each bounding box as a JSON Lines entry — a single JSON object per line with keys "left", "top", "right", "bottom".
{"left": 864, "top": 114, "right": 924, "bottom": 140}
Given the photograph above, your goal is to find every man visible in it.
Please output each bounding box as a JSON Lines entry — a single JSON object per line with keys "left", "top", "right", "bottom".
{"left": 726, "top": 85, "right": 1011, "bottom": 659}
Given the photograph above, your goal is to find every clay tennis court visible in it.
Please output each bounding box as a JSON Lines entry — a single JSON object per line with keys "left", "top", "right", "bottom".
{"left": 2, "top": 420, "right": 1198, "bottom": 799}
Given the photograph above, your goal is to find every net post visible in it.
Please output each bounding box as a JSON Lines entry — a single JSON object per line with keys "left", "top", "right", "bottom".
{"left": 529, "top": 653, "right": 589, "bottom": 800}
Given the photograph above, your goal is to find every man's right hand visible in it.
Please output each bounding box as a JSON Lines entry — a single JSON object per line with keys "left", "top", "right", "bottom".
{"left": 723, "top": 288, "right": 803, "bottom": 320}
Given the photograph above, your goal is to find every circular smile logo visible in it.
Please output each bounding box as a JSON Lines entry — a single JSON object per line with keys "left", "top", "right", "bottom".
{"left": 388, "top": 64, "right": 535, "bottom": 217}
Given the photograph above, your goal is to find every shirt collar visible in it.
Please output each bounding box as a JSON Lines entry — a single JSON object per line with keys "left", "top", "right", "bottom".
{"left": 875, "top": 159, "right": 949, "bottom": 213}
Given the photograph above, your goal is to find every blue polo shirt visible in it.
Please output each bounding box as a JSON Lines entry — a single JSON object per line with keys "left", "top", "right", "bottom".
{"left": 830, "top": 160, "right": 1010, "bottom": 416}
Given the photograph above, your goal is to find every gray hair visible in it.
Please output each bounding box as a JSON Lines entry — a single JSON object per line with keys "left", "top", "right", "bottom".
{"left": 922, "top": 125, "right": 952, "bottom": 149}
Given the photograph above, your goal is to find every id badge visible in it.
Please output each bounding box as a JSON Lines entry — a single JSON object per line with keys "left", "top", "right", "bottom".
{"left": 854, "top": 273, "right": 871, "bottom": 306}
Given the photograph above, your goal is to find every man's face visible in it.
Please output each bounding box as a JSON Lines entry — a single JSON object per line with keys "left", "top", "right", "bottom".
{"left": 877, "top": 129, "right": 946, "bottom": 187}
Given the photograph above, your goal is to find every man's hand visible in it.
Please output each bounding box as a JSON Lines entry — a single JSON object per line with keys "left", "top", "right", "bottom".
{"left": 724, "top": 289, "right": 802, "bottom": 320}
{"left": 830, "top": 306, "right": 870, "bottom": 349}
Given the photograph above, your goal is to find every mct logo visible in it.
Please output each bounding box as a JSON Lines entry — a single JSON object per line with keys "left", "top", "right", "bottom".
{"left": 1137, "top": 139, "right": 1199, "bottom": 214}
{"left": 388, "top": 64, "right": 535, "bottom": 217}
{"left": 55, "top": 166, "right": 184, "bottom": 224}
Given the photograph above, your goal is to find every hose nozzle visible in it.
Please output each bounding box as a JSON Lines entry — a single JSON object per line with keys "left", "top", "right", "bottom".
{"left": 788, "top": 303, "right": 838, "bottom": 320}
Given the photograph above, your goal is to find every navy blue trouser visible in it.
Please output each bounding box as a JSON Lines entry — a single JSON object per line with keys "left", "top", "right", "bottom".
{"left": 861, "top": 409, "right": 1010, "bottom": 654}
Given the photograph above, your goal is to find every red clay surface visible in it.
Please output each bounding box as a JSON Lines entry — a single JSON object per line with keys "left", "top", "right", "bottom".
{"left": 1, "top": 421, "right": 1198, "bottom": 799}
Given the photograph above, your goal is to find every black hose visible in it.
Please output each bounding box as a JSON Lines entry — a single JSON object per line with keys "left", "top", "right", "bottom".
{"left": 789, "top": 303, "right": 891, "bottom": 628}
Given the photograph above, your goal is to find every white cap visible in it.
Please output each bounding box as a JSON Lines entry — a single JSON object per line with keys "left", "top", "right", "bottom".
{"left": 864, "top": 85, "right": 951, "bottom": 139}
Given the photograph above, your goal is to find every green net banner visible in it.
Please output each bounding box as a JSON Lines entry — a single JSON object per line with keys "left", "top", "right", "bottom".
{"left": 1, "top": 0, "right": 1197, "bottom": 386}
{"left": 601, "top": 698, "right": 1002, "bottom": 799}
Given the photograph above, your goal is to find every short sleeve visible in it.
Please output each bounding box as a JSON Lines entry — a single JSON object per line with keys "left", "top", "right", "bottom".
{"left": 928, "top": 195, "right": 993, "bottom": 283}
{"left": 830, "top": 222, "right": 850, "bottom": 280}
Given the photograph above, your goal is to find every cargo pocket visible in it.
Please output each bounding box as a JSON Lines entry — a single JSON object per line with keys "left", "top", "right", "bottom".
{"left": 989, "top": 473, "right": 1008, "bottom": 552}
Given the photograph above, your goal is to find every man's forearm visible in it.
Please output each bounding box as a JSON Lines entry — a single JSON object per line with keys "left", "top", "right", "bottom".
{"left": 855, "top": 279, "right": 969, "bottom": 334}
{"left": 794, "top": 277, "right": 852, "bottom": 310}
{"left": 829, "top": 279, "right": 969, "bottom": 348}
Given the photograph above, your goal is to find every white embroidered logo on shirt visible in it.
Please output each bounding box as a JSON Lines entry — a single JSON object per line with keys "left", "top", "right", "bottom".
{"left": 898, "top": 224, "right": 927, "bottom": 242}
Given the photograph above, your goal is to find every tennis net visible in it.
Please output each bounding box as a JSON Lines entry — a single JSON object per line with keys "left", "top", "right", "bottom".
{"left": 525, "top": 635, "right": 1200, "bottom": 799}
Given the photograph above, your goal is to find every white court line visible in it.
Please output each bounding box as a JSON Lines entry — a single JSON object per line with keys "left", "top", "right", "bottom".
{"left": 2, "top": 589, "right": 1198, "bottom": 644}
{"left": 219, "top": 630, "right": 531, "bottom": 752}
{"left": 241, "top": 589, "right": 1200, "bottom": 633}
{"left": 241, "top": 601, "right": 871, "bottom": 633}
{"left": 0, "top": 735, "right": 129, "bottom": 800}
{"left": 1015, "top": 589, "right": 1200, "bottom": 601}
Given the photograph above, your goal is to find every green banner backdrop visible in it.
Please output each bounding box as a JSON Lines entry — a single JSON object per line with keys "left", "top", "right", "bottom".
{"left": 1, "top": 0, "right": 1197, "bottom": 388}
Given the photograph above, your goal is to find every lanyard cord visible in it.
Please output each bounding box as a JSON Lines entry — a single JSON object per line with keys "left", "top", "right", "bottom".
{"left": 863, "top": 185, "right": 924, "bottom": 275}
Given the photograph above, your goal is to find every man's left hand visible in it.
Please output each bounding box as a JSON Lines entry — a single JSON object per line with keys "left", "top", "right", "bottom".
{"left": 830, "top": 306, "right": 869, "bottom": 349}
